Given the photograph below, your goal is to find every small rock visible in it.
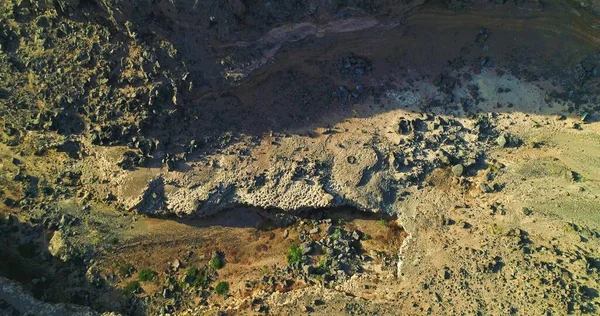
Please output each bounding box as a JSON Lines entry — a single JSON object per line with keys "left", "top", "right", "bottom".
{"left": 283, "top": 229, "right": 289, "bottom": 239}
{"left": 325, "top": 224, "right": 335, "bottom": 235}
{"left": 479, "top": 183, "right": 493, "bottom": 193}
{"left": 303, "top": 265, "right": 315, "bottom": 275}
{"left": 253, "top": 304, "right": 267, "bottom": 313}
{"left": 302, "top": 305, "right": 314, "bottom": 312}
{"left": 49, "top": 231, "right": 71, "bottom": 261}
{"left": 581, "top": 112, "right": 589, "bottom": 123}
{"left": 398, "top": 119, "right": 413, "bottom": 135}
{"left": 496, "top": 135, "right": 507, "bottom": 148}
{"left": 451, "top": 164, "right": 464, "bottom": 176}
{"left": 171, "top": 259, "right": 181, "bottom": 271}
{"left": 104, "top": 193, "right": 117, "bottom": 202}
{"left": 2, "top": 198, "right": 16, "bottom": 207}
{"left": 301, "top": 243, "right": 313, "bottom": 255}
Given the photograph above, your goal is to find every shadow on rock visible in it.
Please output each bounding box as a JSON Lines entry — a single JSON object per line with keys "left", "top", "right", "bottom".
{"left": 0, "top": 214, "right": 147, "bottom": 315}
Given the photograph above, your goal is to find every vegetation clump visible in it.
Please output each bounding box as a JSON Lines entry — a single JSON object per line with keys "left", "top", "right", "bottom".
{"left": 123, "top": 281, "right": 140, "bottom": 296}
{"left": 185, "top": 267, "right": 209, "bottom": 288}
{"left": 287, "top": 245, "right": 303, "bottom": 266}
{"left": 119, "top": 263, "right": 135, "bottom": 277}
{"left": 138, "top": 268, "right": 157, "bottom": 282}
{"left": 108, "top": 236, "right": 119, "bottom": 245}
{"left": 214, "top": 281, "right": 229, "bottom": 296}
{"left": 210, "top": 254, "right": 225, "bottom": 270}
{"left": 331, "top": 228, "right": 342, "bottom": 240}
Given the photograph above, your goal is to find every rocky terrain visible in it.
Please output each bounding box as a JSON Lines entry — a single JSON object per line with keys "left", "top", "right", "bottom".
{"left": 2, "top": 0, "right": 600, "bottom": 315}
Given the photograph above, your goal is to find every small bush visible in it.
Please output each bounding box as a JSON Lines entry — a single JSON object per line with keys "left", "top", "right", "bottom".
{"left": 331, "top": 228, "right": 342, "bottom": 240}
{"left": 287, "top": 245, "right": 303, "bottom": 266}
{"left": 214, "top": 281, "right": 229, "bottom": 296}
{"left": 318, "top": 257, "right": 329, "bottom": 269}
{"left": 185, "top": 267, "right": 199, "bottom": 279}
{"left": 91, "top": 237, "right": 102, "bottom": 245}
{"left": 316, "top": 256, "right": 331, "bottom": 275}
{"left": 185, "top": 267, "right": 209, "bottom": 288}
{"left": 108, "top": 236, "right": 119, "bottom": 245}
{"left": 138, "top": 268, "right": 157, "bottom": 282}
{"left": 377, "top": 219, "right": 387, "bottom": 227}
{"left": 123, "top": 281, "right": 140, "bottom": 296}
{"left": 119, "top": 263, "right": 135, "bottom": 277}
{"left": 210, "top": 256, "right": 224, "bottom": 270}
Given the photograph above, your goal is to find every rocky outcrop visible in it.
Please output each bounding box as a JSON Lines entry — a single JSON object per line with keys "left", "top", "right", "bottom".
{"left": 0, "top": 276, "right": 107, "bottom": 316}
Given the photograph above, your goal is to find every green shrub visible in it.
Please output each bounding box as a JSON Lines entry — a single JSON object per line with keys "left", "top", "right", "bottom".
{"left": 331, "top": 228, "right": 342, "bottom": 240}
{"left": 91, "top": 236, "right": 102, "bottom": 245}
{"left": 185, "top": 267, "right": 199, "bottom": 279}
{"left": 287, "top": 245, "right": 303, "bottom": 266}
{"left": 185, "top": 267, "right": 209, "bottom": 288}
{"left": 377, "top": 219, "right": 387, "bottom": 227}
{"left": 123, "top": 281, "right": 140, "bottom": 296}
{"left": 108, "top": 236, "right": 119, "bottom": 245}
{"left": 138, "top": 268, "right": 157, "bottom": 282}
{"left": 119, "top": 263, "right": 135, "bottom": 277}
{"left": 210, "top": 256, "right": 224, "bottom": 270}
{"left": 318, "top": 257, "right": 329, "bottom": 269}
{"left": 214, "top": 281, "right": 229, "bottom": 296}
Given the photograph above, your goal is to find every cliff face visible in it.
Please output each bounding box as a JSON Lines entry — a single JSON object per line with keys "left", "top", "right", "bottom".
{"left": 0, "top": 276, "right": 104, "bottom": 316}
{"left": 2, "top": 0, "right": 600, "bottom": 216}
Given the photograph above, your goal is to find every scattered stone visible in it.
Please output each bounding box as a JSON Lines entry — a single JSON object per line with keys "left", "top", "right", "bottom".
{"left": 496, "top": 135, "right": 508, "bottom": 148}
{"left": 398, "top": 119, "right": 412, "bottom": 135}
{"left": 325, "top": 224, "right": 335, "bottom": 235}
{"left": 479, "top": 183, "right": 493, "bottom": 193}
{"left": 303, "top": 265, "right": 315, "bottom": 275}
{"left": 452, "top": 164, "right": 464, "bottom": 176}
{"left": 104, "top": 193, "right": 117, "bottom": 202}
{"left": 118, "top": 151, "right": 141, "bottom": 170}
{"left": 522, "top": 207, "right": 533, "bottom": 216}
{"left": 347, "top": 155, "right": 357, "bottom": 164}
{"left": 171, "top": 259, "right": 181, "bottom": 271}
{"left": 2, "top": 198, "right": 16, "bottom": 207}
{"left": 302, "top": 305, "right": 314, "bottom": 312}
{"left": 439, "top": 268, "right": 451, "bottom": 280}
{"left": 581, "top": 112, "right": 589, "bottom": 123}
{"left": 48, "top": 230, "right": 72, "bottom": 261}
